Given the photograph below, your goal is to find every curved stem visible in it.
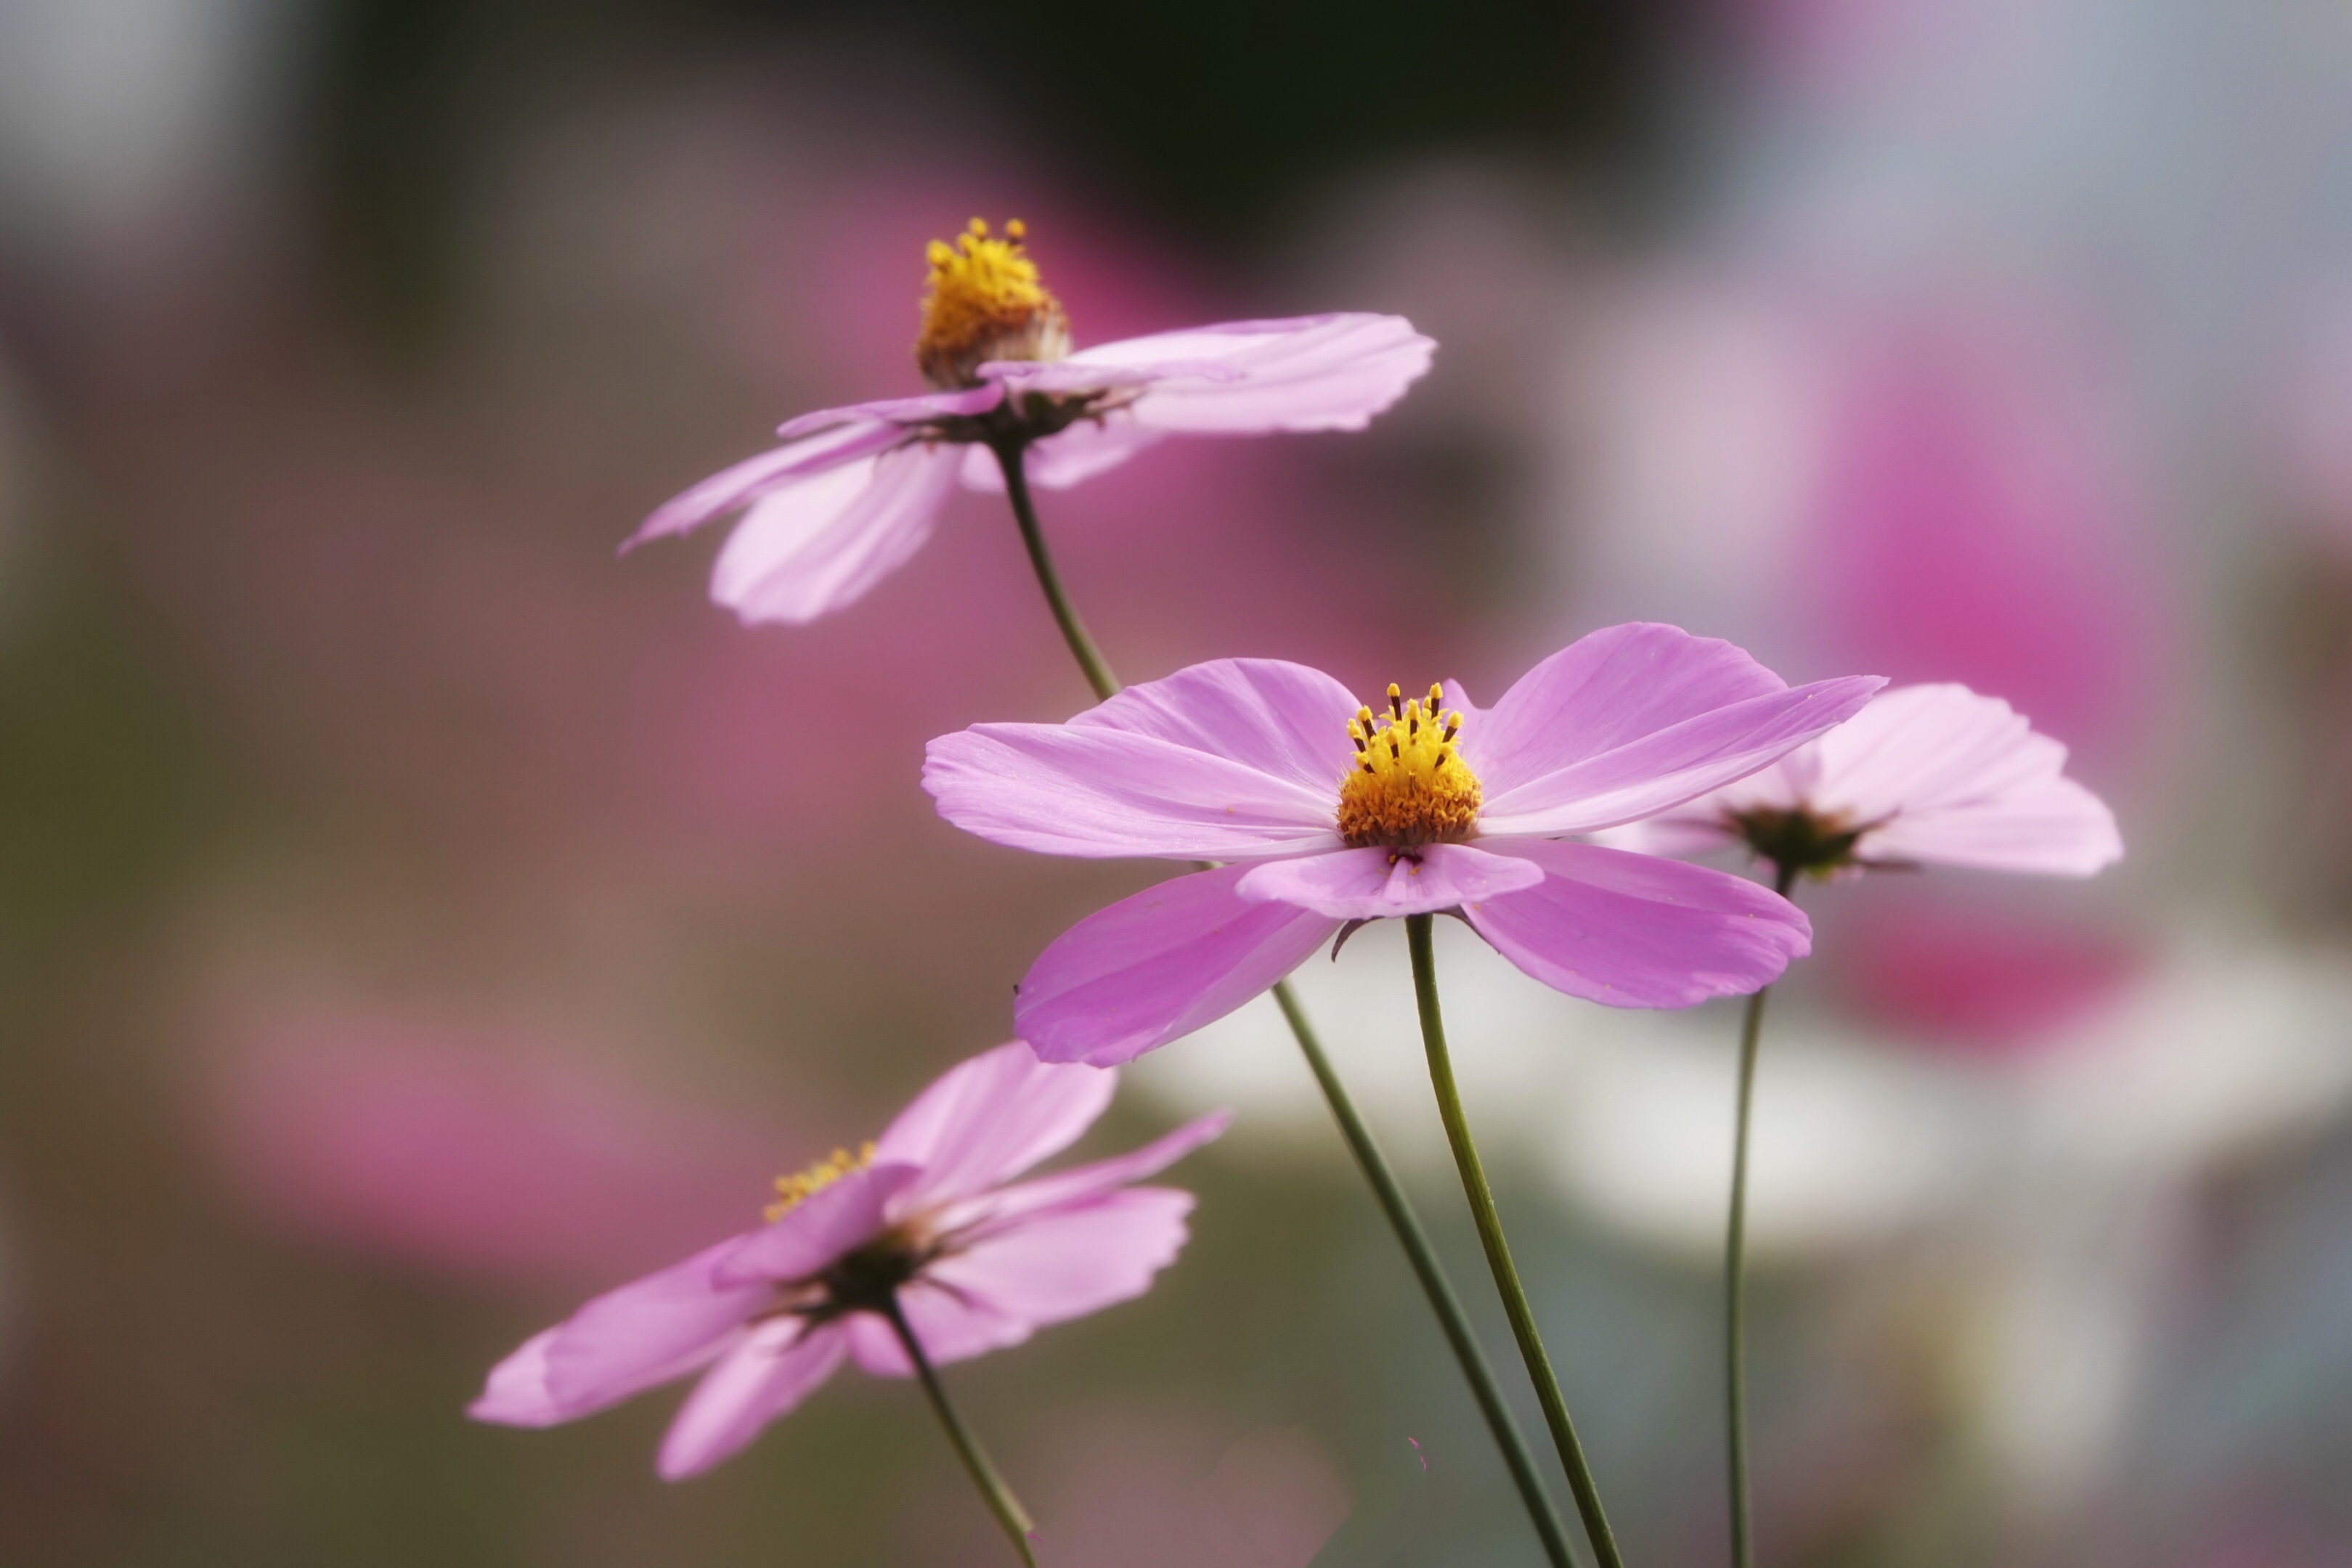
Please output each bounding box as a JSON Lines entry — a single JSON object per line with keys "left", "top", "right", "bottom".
{"left": 1725, "top": 864, "right": 1798, "bottom": 1568}
{"left": 988, "top": 464, "right": 1577, "bottom": 1567}
{"left": 1271, "top": 979, "right": 1583, "bottom": 1568}
{"left": 1407, "top": 913, "right": 1625, "bottom": 1568}
{"left": 989, "top": 440, "right": 1119, "bottom": 703}
{"left": 881, "top": 1293, "right": 1040, "bottom": 1568}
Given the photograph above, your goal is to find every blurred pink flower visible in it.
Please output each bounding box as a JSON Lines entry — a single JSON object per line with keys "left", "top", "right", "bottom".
{"left": 470, "top": 1041, "right": 1228, "bottom": 1479}
{"left": 1617, "top": 683, "right": 2121, "bottom": 879}
{"left": 199, "top": 1013, "right": 804, "bottom": 1289}
{"left": 924, "top": 626, "right": 1881, "bottom": 1064}
{"left": 627, "top": 219, "right": 1433, "bottom": 624}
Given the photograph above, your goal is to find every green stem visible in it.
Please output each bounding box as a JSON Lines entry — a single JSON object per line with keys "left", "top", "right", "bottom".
{"left": 1725, "top": 863, "right": 1798, "bottom": 1568}
{"left": 989, "top": 440, "right": 1120, "bottom": 703}
{"left": 989, "top": 454, "right": 1578, "bottom": 1567}
{"left": 1271, "top": 979, "right": 1583, "bottom": 1568}
{"left": 1407, "top": 913, "right": 1624, "bottom": 1568}
{"left": 881, "top": 1293, "right": 1041, "bottom": 1568}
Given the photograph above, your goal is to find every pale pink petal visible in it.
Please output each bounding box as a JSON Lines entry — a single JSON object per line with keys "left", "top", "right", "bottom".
{"left": 709, "top": 441, "right": 963, "bottom": 625}
{"left": 932, "top": 1188, "right": 1196, "bottom": 1332}
{"left": 872, "top": 1042, "right": 1115, "bottom": 1208}
{"left": 1233, "top": 842, "right": 1544, "bottom": 920}
{"left": 710, "top": 1161, "right": 921, "bottom": 1286}
{"left": 1861, "top": 773, "right": 2122, "bottom": 875}
{"left": 840, "top": 1286, "right": 1033, "bottom": 1374}
{"left": 773, "top": 385, "right": 1001, "bottom": 441}
{"left": 945, "top": 1109, "right": 1232, "bottom": 1236}
{"left": 846, "top": 1189, "right": 1198, "bottom": 1376}
{"left": 924, "top": 691, "right": 1345, "bottom": 862}
{"left": 1015, "top": 864, "right": 1338, "bottom": 1066}
{"left": 470, "top": 1236, "right": 772, "bottom": 1426}
{"left": 1056, "top": 314, "right": 1436, "bottom": 433}
{"left": 958, "top": 419, "right": 1171, "bottom": 491}
{"left": 982, "top": 358, "right": 1238, "bottom": 395}
{"left": 622, "top": 419, "right": 908, "bottom": 550}
{"left": 1465, "top": 626, "right": 1882, "bottom": 836}
{"left": 656, "top": 1318, "right": 848, "bottom": 1480}
{"left": 1465, "top": 840, "right": 1811, "bottom": 1007}
{"left": 1070, "top": 658, "right": 1366, "bottom": 793}
{"left": 1598, "top": 809, "right": 1746, "bottom": 859}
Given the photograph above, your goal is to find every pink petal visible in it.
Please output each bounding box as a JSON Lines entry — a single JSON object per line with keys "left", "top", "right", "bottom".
{"left": 872, "top": 1042, "right": 1115, "bottom": 1208}
{"left": 709, "top": 441, "right": 963, "bottom": 625}
{"left": 841, "top": 1286, "right": 1033, "bottom": 1374}
{"left": 958, "top": 420, "right": 1171, "bottom": 491}
{"left": 924, "top": 671, "right": 1348, "bottom": 861}
{"left": 1464, "top": 840, "right": 1811, "bottom": 1007}
{"left": 1466, "top": 624, "right": 1882, "bottom": 836}
{"left": 1233, "top": 842, "right": 1544, "bottom": 919}
{"left": 847, "top": 1189, "right": 1199, "bottom": 1373}
{"left": 1863, "top": 773, "right": 2121, "bottom": 874}
{"left": 1059, "top": 314, "right": 1436, "bottom": 433}
{"left": 929, "top": 1188, "right": 1197, "bottom": 1334}
{"left": 710, "top": 1161, "right": 921, "bottom": 1287}
{"left": 1015, "top": 864, "right": 1338, "bottom": 1066}
{"left": 945, "top": 1108, "right": 1232, "bottom": 1237}
{"left": 470, "top": 1236, "right": 772, "bottom": 1426}
{"left": 773, "top": 385, "right": 1002, "bottom": 441}
{"left": 1071, "top": 658, "right": 1365, "bottom": 793}
{"left": 622, "top": 418, "right": 909, "bottom": 550}
{"left": 655, "top": 1319, "right": 847, "bottom": 1480}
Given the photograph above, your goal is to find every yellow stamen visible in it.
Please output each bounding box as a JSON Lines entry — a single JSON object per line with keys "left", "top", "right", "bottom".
{"left": 915, "top": 217, "right": 1070, "bottom": 389}
{"left": 1335, "top": 682, "right": 1482, "bottom": 849}
{"left": 765, "top": 1142, "right": 876, "bottom": 1222}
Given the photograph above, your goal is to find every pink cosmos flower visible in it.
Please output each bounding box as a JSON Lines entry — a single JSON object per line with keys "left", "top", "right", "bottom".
{"left": 469, "top": 1042, "right": 1229, "bottom": 1479}
{"left": 624, "top": 219, "right": 1434, "bottom": 624}
{"left": 923, "top": 624, "right": 1885, "bottom": 1066}
{"left": 1614, "top": 682, "right": 2122, "bottom": 878}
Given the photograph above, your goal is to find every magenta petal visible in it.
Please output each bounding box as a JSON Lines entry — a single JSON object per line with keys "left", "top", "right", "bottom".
{"left": 1014, "top": 865, "right": 1338, "bottom": 1066}
{"left": 1061, "top": 314, "right": 1436, "bottom": 433}
{"left": 924, "top": 725, "right": 1343, "bottom": 862}
{"left": 655, "top": 1319, "right": 847, "bottom": 1480}
{"left": 1465, "top": 840, "right": 1811, "bottom": 1007}
{"left": 710, "top": 1161, "right": 921, "bottom": 1286}
{"left": 709, "top": 441, "right": 962, "bottom": 625}
{"left": 1468, "top": 626, "right": 1882, "bottom": 835}
{"left": 773, "top": 385, "right": 1001, "bottom": 441}
{"left": 871, "top": 1042, "right": 1114, "bottom": 1208}
{"left": 468, "top": 1237, "right": 771, "bottom": 1427}
{"left": 623, "top": 419, "right": 908, "bottom": 551}
{"left": 945, "top": 1108, "right": 1232, "bottom": 1237}
{"left": 1234, "top": 842, "right": 1543, "bottom": 919}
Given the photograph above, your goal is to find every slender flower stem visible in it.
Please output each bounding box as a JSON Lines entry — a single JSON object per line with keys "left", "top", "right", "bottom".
{"left": 1407, "top": 913, "right": 1625, "bottom": 1568}
{"left": 881, "top": 1293, "right": 1041, "bottom": 1568}
{"left": 990, "top": 440, "right": 1120, "bottom": 703}
{"left": 988, "top": 448, "right": 1578, "bottom": 1567}
{"left": 1725, "top": 863, "right": 1799, "bottom": 1568}
{"left": 1271, "top": 980, "right": 1583, "bottom": 1568}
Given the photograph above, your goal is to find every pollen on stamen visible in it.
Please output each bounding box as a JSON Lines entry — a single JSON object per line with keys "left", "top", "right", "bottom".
{"left": 914, "top": 217, "right": 1070, "bottom": 389}
{"left": 1335, "top": 682, "right": 1482, "bottom": 849}
{"left": 765, "top": 1142, "right": 877, "bottom": 1222}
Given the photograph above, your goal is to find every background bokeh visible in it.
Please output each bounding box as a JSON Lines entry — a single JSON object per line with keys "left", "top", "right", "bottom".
{"left": 3, "top": 1, "right": 2351, "bottom": 1564}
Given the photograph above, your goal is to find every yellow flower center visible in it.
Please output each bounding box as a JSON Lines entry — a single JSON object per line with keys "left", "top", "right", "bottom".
{"left": 1335, "top": 684, "right": 1482, "bottom": 850}
{"left": 915, "top": 218, "right": 1070, "bottom": 389}
{"left": 765, "top": 1142, "right": 876, "bottom": 1222}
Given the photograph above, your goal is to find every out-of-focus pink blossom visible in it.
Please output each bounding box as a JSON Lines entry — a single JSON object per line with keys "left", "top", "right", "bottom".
{"left": 628, "top": 218, "right": 1432, "bottom": 624}
{"left": 470, "top": 1042, "right": 1227, "bottom": 1479}
{"left": 924, "top": 625, "right": 1881, "bottom": 1064}
{"left": 198, "top": 1013, "right": 805, "bottom": 1289}
{"left": 1617, "top": 683, "right": 2121, "bottom": 878}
